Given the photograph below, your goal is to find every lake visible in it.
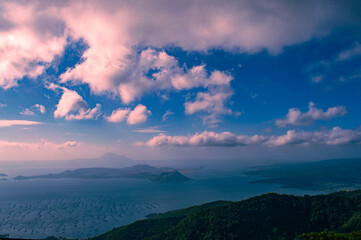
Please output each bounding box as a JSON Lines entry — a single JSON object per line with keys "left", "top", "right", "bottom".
{"left": 0, "top": 173, "right": 320, "bottom": 239}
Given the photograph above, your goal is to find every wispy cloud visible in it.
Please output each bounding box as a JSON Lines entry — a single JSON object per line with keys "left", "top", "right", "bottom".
{"left": 306, "top": 42, "right": 361, "bottom": 83}
{"left": 20, "top": 108, "right": 35, "bottom": 116}
{"left": 0, "top": 139, "right": 112, "bottom": 161}
{"left": 336, "top": 42, "right": 361, "bottom": 62}
{"left": 162, "top": 110, "right": 174, "bottom": 121}
{"left": 0, "top": 120, "right": 42, "bottom": 128}
{"left": 133, "top": 128, "right": 165, "bottom": 133}
{"left": 20, "top": 104, "right": 46, "bottom": 116}
{"left": 34, "top": 104, "right": 46, "bottom": 114}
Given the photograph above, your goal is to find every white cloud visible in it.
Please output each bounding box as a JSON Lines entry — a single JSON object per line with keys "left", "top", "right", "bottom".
{"left": 0, "top": 138, "right": 113, "bottom": 161}
{"left": 106, "top": 104, "right": 151, "bottom": 125}
{"left": 60, "top": 47, "right": 231, "bottom": 106}
{"left": 337, "top": 42, "right": 361, "bottom": 62}
{"left": 0, "top": 103, "right": 6, "bottom": 108}
{"left": 181, "top": 71, "right": 235, "bottom": 126}
{"left": 54, "top": 88, "right": 102, "bottom": 120}
{"left": 20, "top": 104, "right": 46, "bottom": 116}
{"left": 307, "top": 42, "right": 361, "bottom": 83}
{"left": 0, "top": 0, "right": 353, "bottom": 98}
{"left": 208, "top": 71, "right": 234, "bottom": 86}
{"left": 34, "top": 104, "right": 46, "bottom": 114}
{"left": 140, "top": 127, "right": 361, "bottom": 147}
{"left": 276, "top": 102, "right": 347, "bottom": 127}
{"left": 339, "top": 72, "right": 361, "bottom": 82}
{"left": 20, "top": 108, "right": 35, "bottom": 116}
{"left": 143, "top": 131, "right": 267, "bottom": 147}
{"left": 63, "top": 141, "right": 78, "bottom": 148}
{"left": 268, "top": 127, "right": 361, "bottom": 146}
{"left": 0, "top": 120, "right": 42, "bottom": 127}
{"left": 127, "top": 104, "right": 151, "bottom": 125}
{"left": 311, "top": 75, "right": 324, "bottom": 83}
{"left": 185, "top": 85, "right": 235, "bottom": 126}
{"left": 0, "top": 2, "right": 66, "bottom": 88}
{"left": 133, "top": 128, "right": 165, "bottom": 133}
{"left": 185, "top": 89, "right": 233, "bottom": 115}
{"left": 0, "top": 139, "right": 78, "bottom": 150}
{"left": 107, "top": 108, "right": 130, "bottom": 123}
{"left": 0, "top": 0, "right": 359, "bottom": 126}
{"left": 162, "top": 110, "right": 174, "bottom": 121}
{"left": 171, "top": 65, "right": 208, "bottom": 90}
{"left": 56, "top": 0, "right": 352, "bottom": 52}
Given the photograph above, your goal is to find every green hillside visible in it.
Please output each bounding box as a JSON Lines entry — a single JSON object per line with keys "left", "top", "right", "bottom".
{"left": 299, "top": 230, "right": 361, "bottom": 240}
{"left": 93, "top": 190, "right": 361, "bottom": 240}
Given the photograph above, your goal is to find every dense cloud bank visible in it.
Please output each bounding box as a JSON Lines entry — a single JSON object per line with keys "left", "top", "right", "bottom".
{"left": 140, "top": 127, "right": 361, "bottom": 147}
{"left": 1, "top": 0, "right": 360, "bottom": 124}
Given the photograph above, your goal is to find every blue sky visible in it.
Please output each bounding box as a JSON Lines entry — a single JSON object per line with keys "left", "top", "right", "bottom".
{"left": 0, "top": 0, "right": 361, "bottom": 162}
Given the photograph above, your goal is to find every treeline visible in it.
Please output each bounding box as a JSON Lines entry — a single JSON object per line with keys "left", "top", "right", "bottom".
{"left": 93, "top": 190, "right": 361, "bottom": 240}
{"left": 299, "top": 230, "right": 361, "bottom": 240}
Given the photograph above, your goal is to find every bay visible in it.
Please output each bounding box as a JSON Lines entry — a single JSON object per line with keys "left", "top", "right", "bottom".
{"left": 0, "top": 174, "right": 319, "bottom": 239}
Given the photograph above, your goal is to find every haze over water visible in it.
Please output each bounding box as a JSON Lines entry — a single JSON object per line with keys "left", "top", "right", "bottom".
{"left": 0, "top": 174, "right": 318, "bottom": 239}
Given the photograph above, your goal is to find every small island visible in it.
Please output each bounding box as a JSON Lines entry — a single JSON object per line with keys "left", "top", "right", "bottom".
{"left": 0, "top": 173, "right": 7, "bottom": 181}
{"left": 14, "top": 165, "right": 191, "bottom": 183}
{"left": 149, "top": 170, "right": 191, "bottom": 183}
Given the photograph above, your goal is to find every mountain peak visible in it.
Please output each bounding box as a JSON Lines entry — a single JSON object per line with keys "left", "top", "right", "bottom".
{"left": 100, "top": 152, "right": 126, "bottom": 159}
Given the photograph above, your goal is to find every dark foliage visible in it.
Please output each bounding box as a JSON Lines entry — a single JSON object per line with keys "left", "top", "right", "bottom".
{"left": 93, "top": 190, "right": 361, "bottom": 240}
{"left": 299, "top": 230, "right": 361, "bottom": 240}
{"left": 148, "top": 170, "right": 190, "bottom": 183}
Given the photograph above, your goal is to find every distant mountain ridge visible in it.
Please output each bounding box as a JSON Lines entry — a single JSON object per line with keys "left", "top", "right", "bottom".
{"left": 14, "top": 165, "right": 190, "bottom": 183}
{"left": 61, "top": 152, "right": 136, "bottom": 168}
{"left": 246, "top": 158, "right": 361, "bottom": 191}
{"left": 0, "top": 173, "right": 7, "bottom": 180}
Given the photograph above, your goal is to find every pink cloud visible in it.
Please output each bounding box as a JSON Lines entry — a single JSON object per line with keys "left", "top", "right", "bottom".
{"left": 0, "top": 120, "right": 42, "bottom": 127}
{"left": 143, "top": 131, "right": 267, "bottom": 147}
{"left": 106, "top": 104, "right": 151, "bottom": 125}
{"left": 107, "top": 108, "right": 130, "bottom": 123}
{"left": 140, "top": 127, "right": 361, "bottom": 147}
{"left": 1, "top": 0, "right": 345, "bottom": 99}
{"left": 127, "top": 104, "right": 151, "bottom": 125}
{"left": 276, "top": 102, "right": 347, "bottom": 127}
{"left": 0, "top": 2, "right": 66, "bottom": 88}
{"left": 54, "top": 88, "right": 102, "bottom": 120}
{"left": 0, "top": 139, "right": 112, "bottom": 161}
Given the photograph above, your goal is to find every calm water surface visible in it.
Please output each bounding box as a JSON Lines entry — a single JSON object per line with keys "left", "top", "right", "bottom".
{"left": 0, "top": 174, "right": 320, "bottom": 238}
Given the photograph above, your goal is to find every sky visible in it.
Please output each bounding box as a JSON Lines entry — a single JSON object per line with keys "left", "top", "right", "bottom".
{"left": 0, "top": 0, "right": 361, "bottom": 162}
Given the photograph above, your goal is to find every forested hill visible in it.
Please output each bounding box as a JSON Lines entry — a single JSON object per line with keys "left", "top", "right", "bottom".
{"left": 93, "top": 190, "right": 361, "bottom": 240}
